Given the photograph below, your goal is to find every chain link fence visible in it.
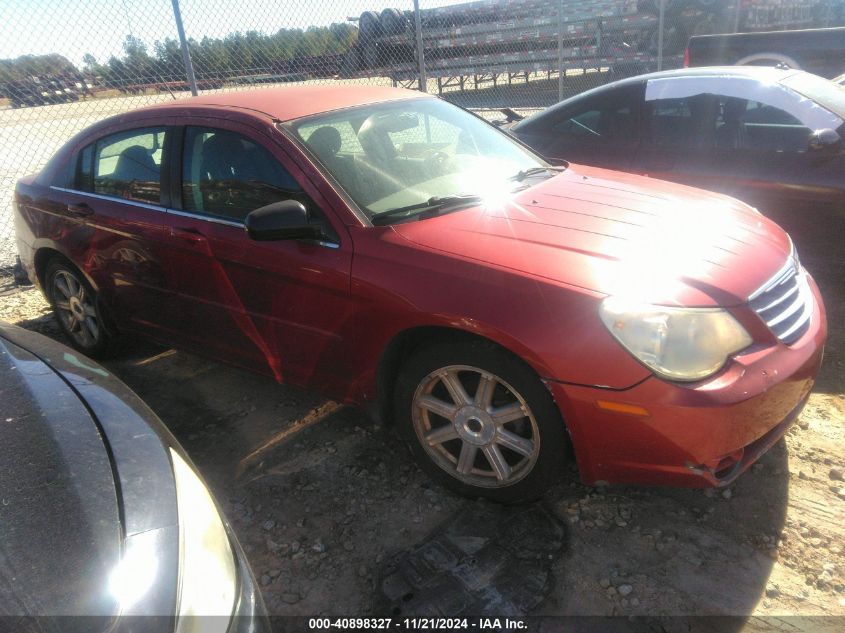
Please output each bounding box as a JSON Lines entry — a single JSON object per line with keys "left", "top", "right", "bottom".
{"left": 2, "top": 0, "right": 843, "bottom": 273}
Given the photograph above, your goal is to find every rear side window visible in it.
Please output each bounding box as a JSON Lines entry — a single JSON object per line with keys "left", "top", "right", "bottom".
{"left": 181, "top": 127, "right": 301, "bottom": 223}
{"left": 93, "top": 128, "right": 166, "bottom": 205}
{"left": 552, "top": 108, "right": 639, "bottom": 146}
{"left": 547, "top": 87, "right": 641, "bottom": 147}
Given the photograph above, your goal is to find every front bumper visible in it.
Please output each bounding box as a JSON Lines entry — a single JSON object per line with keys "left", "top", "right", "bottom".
{"left": 550, "top": 276, "right": 827, "bottom": 488}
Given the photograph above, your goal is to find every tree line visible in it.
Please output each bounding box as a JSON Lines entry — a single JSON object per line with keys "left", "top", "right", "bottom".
{"left": 2, "top": 23, "right": 359, "bottom": 91}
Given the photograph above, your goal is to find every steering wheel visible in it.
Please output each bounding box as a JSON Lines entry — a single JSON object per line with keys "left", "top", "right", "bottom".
{"left": 422, "top": 150, "right": 451, "bottom": 178}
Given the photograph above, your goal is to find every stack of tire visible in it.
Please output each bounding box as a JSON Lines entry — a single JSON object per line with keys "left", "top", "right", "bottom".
{"left": 342, "top": 8, "right": 412, "bottom": 77}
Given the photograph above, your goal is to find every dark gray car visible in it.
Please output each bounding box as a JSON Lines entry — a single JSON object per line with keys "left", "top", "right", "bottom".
{"left": 509, "top": 66, "right": 845, "bottom": 265}
{"left": 0, "top": 322, "right": 268, "bottom": 633}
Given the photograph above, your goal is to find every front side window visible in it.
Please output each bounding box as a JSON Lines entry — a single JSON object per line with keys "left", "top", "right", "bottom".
{"left": 94, "top": 128, "right": 166, "bottom": 204}
{"left": 182, "top": 127, "right": 302, "bottom": 223}
{"left": 288, "top": 97, "right": 547, "bottom": 220}
{"left": 715, "top": 97, "right": 811, "bottom": 152}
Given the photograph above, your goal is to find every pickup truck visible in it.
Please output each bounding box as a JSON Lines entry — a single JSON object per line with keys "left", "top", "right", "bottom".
{"left": 685, "top": 26, "right": 845, "bottom": 79}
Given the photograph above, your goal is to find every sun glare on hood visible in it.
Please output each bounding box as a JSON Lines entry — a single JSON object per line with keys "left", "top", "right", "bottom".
{"left": 604, "top": 197, "right": 751, "bottom": 306}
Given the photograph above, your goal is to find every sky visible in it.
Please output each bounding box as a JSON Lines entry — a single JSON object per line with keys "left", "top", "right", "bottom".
{"left": 2, "top": 0, "right": 462, "bottom": 66}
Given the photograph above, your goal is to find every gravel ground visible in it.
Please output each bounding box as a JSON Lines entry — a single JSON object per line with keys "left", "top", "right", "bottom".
{"left": 1, "top": 252, "right": 843, "bottom": 624}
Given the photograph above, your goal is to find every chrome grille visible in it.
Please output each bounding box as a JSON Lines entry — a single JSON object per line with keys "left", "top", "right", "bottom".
{"left": 749, "top": 260, "right": 812, "bottom": 346}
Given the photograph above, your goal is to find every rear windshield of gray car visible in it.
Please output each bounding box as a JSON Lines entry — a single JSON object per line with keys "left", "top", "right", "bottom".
{"left": 781, "top": 72, "right": 845, "bottom": 121}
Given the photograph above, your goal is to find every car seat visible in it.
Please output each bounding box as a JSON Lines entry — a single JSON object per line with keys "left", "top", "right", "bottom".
{"left": 200, "top": 132, "right": 249, "bottom": 181}
{"left": 113, "top": 145, "right": 158, "bottom": 183}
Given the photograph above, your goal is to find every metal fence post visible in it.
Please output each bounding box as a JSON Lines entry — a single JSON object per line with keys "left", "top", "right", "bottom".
{"left": 413, "top": 0, "right": 427, "bottom": 93}
{"left": 656, "top": 0, "right": 665, "bottom": 71}
{"left": 171, "top": 0, "right": 199, "bottom": 96}
{"left": 557, "top": 0, "right": 563, "bottom": 102}
{"left": 733, "top": 0, "right": 742, "bottom": 33}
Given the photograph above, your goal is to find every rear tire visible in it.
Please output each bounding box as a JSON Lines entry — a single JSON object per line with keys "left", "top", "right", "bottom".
{"left": 394, "top": 340, "right": 569, "bottom": 503}
{"left": 45, "top": 257, "right": 117, "bottom": 359}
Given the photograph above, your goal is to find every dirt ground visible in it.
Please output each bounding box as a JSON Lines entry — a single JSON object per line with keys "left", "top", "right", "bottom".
{"left": 1, "top": 254, "right": 844, "bottom": 625}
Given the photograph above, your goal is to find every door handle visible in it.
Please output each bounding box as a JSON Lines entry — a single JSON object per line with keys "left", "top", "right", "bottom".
{"left": 170, "top": 227, "right": 206, "bottom": 243}
{"left": 67, "top": 202, "right": 93, "bottom": 216}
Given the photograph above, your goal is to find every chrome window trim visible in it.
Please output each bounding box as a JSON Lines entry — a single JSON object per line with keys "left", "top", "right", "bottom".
{"left": 50, "top": 186, "right": 340, "bottom": 249}
{"left": 50, "top": 186, "right": 165, "bottom": 213}
{"left": 166, "top": 207, "right": 242, "bottom": 228}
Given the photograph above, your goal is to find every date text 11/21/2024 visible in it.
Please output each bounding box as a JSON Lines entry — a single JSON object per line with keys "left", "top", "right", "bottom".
{"left": 307, "top": 618, "right": 527, "bottom": 630}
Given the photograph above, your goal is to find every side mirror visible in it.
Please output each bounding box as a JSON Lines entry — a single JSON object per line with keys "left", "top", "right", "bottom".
{"left": 808, "top": 128, "right": 842, "bottom": 154}
{"left": 244, "top": 200, "right": 323, "bottom": 241}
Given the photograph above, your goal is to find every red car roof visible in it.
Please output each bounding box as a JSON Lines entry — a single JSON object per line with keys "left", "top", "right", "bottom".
{"left": 151, "top": 85, "right": 427, "bottom": 121}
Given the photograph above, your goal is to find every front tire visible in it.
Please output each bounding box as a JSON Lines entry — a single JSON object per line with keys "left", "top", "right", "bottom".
{"left": 394, "top": 340, "right": 569, "bottom": 503}
{"left": 45, "top": 258, "right": 116, "bottom": 358}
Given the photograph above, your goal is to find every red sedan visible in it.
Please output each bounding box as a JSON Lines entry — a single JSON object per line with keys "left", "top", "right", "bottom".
{"left": 14, "top": 86, "right": 826, "bottom": 502}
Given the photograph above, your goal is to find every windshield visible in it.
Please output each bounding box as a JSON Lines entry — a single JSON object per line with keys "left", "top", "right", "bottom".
{"left": 780, "top": 72, "right": 845, "bottom": 121}
{"left": 285, "top": 97, "right": 549, "bottom": 221}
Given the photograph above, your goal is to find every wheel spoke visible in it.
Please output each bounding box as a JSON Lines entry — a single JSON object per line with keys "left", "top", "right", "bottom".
{"left": 76, "top": 322, "right": 93, "bottom": 346}
{"left": 417, "top": 394, "right": 459, "bottom": 421}
{"left": 456, "top": 442, "right": 477, "bottom": 474}
{"left": 425, "top": 424, "right": 459, "bottom": 446}
{"left": 474, "top": 373, "right": 497, "bottom": 410}
{"left": 55, "top": 299, "right": 71, "bottom": 311}
{"left": 54, "top": 277, "right": 72, "bottom": 299}
{"left": 482, "top": 444, "right": 511, "bottom": 481}
{"left": 440, "top": 369, "right": 472, "bottom": 406}
{"left": 491, "top": 402, "right": 527, "bottom": 425}
{"left": 83, "top": 303, "right": 97, "bottom": 317}
{"left": 67, "top": 316, "right": 80, "bottom": 332}
{"left": 84, "top": 316, "right": 99, "bottom": 341}
{"left": 65, "top": 274, "right": 80, "bottom": 297}
{"left": 496, "top": 429, "right": 534, "bottom": 458}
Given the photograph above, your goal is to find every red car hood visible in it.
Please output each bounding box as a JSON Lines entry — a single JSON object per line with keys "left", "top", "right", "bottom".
{"left": 392, "top": 164, "right": 793, "bottom": 307}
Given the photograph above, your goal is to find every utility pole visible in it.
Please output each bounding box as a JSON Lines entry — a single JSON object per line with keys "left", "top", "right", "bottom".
{"left": 413, "top": 0, "right": 427, "bottom": 93}
{"left": 657, "top": 0, "right": 666, "bottom": 71}
{"left": 171, "top": 0, "right": 198, "bottom": 96}
{"left": 557, "top": 0, "right": 564, "bottom": 101}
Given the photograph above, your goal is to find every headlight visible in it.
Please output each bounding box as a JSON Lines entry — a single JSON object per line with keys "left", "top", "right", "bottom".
{"left": 599, "top": 298, "right": 752, "bottom": 381}
{"left": 170, "top": 449, "right": 237, "bottom": 633}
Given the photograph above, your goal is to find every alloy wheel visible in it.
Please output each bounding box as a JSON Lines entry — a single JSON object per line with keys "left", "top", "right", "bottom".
{"left": 52, "top": 269, "right": 100, "bottom": 348}
{"left": 411, "top": 365, "right": 540, "bottom": 488}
